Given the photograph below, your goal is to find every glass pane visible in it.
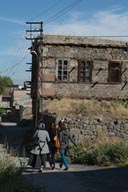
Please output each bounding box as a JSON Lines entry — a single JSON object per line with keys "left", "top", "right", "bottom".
{"left": 64, "top": 60, "right": 68, "bottom": 65}
{"left": 63, "top": 76, "right": 67, "bottom": 80}
{"left": 63, "top": 71, "right": 67, "bottom": 75}
{"left": 86, "top": 64, "right": 89, "bottom": 68}
{"left": 58, "top": 60, "right": 62, "bottom": 64}
{"left": 58, "top": 76, "right": 62, "bottom": 80}
{"left": 63, "top": 66, "right": 68, "bottom": 71}
{"left": 58, "top": 71, "right": 62, "bottom": 75}
{"left": 58, "top": 65, "right": 62, "bottom": 70}
{"left": 85, "top": 71, "right": 90, "bottom": 77}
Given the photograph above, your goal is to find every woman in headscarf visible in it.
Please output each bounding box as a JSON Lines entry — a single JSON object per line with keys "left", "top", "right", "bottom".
{"left": 28, "top": 121, "right": 50, "bottom": 172}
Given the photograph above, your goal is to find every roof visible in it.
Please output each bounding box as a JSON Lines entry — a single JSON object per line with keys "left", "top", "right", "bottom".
{"left": 42, "top": 34, "right": 128, "bottom": 48}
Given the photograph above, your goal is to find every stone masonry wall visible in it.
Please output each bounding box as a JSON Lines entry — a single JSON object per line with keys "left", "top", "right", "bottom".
{"left": 56, "top": 115, "right": 128, "bottom": 141}
{"left": 37, "top": 35, "right": 128, "bottom": 99}
{"left": 42, "top": 112, "right": 128, "bottom": 141}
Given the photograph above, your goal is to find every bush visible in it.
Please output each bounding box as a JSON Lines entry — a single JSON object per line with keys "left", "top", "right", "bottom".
{"left": 68, "top": 139, "right": 128, "bottom": 166}
{"left": 105, "top": 142, "right": 128, "bottom": 164}
{"left": 0, "top": 156, "right": 44, "bottom": 192}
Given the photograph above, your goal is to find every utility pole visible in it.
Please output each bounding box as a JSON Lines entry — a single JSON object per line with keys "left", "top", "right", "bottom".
{"left": 26, "top": 21, "right": 44, "bottom": 129}
{"left": 26, "top": 21, "right": 43, "bottom": 40}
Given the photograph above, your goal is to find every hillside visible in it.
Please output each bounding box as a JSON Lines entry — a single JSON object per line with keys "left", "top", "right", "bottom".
{"left": 44, "top": 98, "right": 128, "bottom": 119}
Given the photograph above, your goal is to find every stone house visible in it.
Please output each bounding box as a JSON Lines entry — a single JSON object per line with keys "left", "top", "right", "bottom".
{"left": 31, "top": 35, "right": 128, "bottom": 101}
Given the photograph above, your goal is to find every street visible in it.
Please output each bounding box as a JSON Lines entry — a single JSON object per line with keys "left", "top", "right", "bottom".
{"left": 24, "top": 164, "right": 128, "bottom": 192}
{"left": 0, "top": 122, "right": 128, "bottom": 192}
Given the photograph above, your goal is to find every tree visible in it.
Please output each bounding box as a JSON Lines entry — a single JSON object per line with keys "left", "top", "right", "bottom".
{"left": 0, "top": 76, "right": 13, "bottom": 94}
{"left": 0, "top": 106, "right": 4, "bottom": 117}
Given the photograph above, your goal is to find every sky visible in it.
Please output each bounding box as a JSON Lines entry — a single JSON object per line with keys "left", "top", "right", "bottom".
{"left": 0, "top": 0, "right": 128, "bottom": 85}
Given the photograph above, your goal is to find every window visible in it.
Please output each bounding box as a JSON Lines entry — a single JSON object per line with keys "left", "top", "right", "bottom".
{"left": 57, "top": 59, "right": 68, "bottom": 81}
{"left": 108, "top": 62, "right": 121, "bottom": 83}
{"left": 78, "top": 60, "right": 92, "bottom": 82}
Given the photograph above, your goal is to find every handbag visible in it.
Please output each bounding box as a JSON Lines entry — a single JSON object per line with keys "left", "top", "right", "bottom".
{"left": 54, "top": 134, "right": 60, "bottom": 148}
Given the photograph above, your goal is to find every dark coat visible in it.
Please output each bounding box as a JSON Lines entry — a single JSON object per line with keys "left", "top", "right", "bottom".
{"left": 48, "top": 128, "right": 57, "bottom": 152}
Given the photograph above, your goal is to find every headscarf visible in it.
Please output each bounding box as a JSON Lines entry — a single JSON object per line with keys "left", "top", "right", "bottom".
{"left": 38, "top": 122, "right": 45, "bottom": 130}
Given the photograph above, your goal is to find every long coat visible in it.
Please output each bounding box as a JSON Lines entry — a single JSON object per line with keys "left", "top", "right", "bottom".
{"left": 31, "top": 129, "right": 50, "bottom": 155}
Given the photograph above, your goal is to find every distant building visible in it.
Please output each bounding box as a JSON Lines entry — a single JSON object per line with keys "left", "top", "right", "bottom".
{"left": 0, "top": 86, "right": 31, "bottom": 122}
{"left": 1, "top": 87, "right": 13, "bottom": 110}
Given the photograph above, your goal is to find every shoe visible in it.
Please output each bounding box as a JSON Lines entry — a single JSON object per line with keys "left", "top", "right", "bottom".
{"left": 38, "top": 167, "right": 43, "bottom": 172}
{"left": 63, "top": 167, "right": 69, "bottom": 171}
{"left": 51, "top": 165, "right": 55, "bottom": 170}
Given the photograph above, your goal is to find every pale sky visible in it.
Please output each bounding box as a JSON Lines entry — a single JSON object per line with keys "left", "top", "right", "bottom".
{"left": 0, "top": 0, "right": 128, "bottom": 84}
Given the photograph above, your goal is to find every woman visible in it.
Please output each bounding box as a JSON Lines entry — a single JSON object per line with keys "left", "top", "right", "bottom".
{"left": 59, "top": 123, "right": 77, "bottom": 171}
{"left": 28, "top": 121, "right": 50, "bottom": 172}
{"left": 48, "top": 121, "right": 58, "bottom": 170}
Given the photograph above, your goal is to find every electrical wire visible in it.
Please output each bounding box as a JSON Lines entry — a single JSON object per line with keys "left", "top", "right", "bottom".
{"left": 0, "top": 0, "right": 66, "bottom": 79}
{"left": 28, "top": 0, "right": 83, "bottom": 40}
{"left": 29, "top": 0, "right": 61, "bottom": 21}
{"left": 3, "top": 0, "right": 128, "bottom": 84}
{"left": 44, "top": 0, "right": 82, "bottom": 25}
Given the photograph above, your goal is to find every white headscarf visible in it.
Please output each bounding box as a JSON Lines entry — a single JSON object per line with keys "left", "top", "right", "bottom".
{"left": 38, "top": 122, "right": 45, "bottom": 130}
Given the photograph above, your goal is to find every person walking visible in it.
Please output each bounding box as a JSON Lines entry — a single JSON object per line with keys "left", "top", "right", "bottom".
{"left": 59, "top": 123, "right": 77, "bottom": 171}
{"left": 28, "top": 121, "right": 50, "bottom": 172}
{"left": 48, "top": 121, "right": 59, "bottom": 170}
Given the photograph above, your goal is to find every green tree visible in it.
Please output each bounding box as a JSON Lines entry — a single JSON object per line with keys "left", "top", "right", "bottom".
{"left": 0, "top": 76, "right": 13, "bottom": 94}
{"left": 0, "top": 106, "right": 4, "bottom": 117}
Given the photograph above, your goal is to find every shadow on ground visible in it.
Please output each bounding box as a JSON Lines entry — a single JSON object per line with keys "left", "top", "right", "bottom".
{"left": 24, "top": 165, "right": 128, "bottom": 192}
{"left": 0, "top": 121, "right": 33, "bottom": 156}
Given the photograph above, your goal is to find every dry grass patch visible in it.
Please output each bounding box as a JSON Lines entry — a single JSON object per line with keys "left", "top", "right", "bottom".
{"left": 44, "top": 98, "right": 128, "bottom": 119}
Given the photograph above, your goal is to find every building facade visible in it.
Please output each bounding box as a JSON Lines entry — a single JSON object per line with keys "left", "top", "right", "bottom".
{"left": 31, "top": 35, "right": 128, "bottom": 100}
{"left": 30, "top": 35, "right": 128, "bottom": 127}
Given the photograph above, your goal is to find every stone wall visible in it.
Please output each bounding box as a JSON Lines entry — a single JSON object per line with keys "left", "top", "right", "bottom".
{"left": 42, "top": 112, "right": 128, "bottom": 141}
{"left": 36, "top": 35, "right": 128, "bottom": 99}
{"left": 56, "top": 115, "right": 128, "bottom": 141}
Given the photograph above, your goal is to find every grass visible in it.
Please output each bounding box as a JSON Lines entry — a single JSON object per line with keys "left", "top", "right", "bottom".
{"left": 0, "top": 145, "right": 44, "bottom": 192}
{"left": 44, "top": 98, "right": 128, "bottom": 119}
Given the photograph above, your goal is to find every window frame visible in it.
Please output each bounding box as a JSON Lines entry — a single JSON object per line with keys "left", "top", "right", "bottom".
{"left": 56, "top": 59, "right": 69, "bottom": 82}
{"left": 108, "top": 61, "right": 121, "bottom": 84}
{"left": 78, "top": 60, "right": 92, "bottom": 83}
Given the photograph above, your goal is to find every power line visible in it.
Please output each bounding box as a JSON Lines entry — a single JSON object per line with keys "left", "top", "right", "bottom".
{"left": 1, "top": 40, "right": 29, "bottom": 76}
{"left": 44, "top": 0, "right": 83, "bottom": 25}
{"left": 2, "top": 0, "right": 82, "bottom": 79}
{"left": 81, "top": 36, "right": 128, "bottom": 38}
{"left": 29, "top": 0, "right": 61, "bottom": 21}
